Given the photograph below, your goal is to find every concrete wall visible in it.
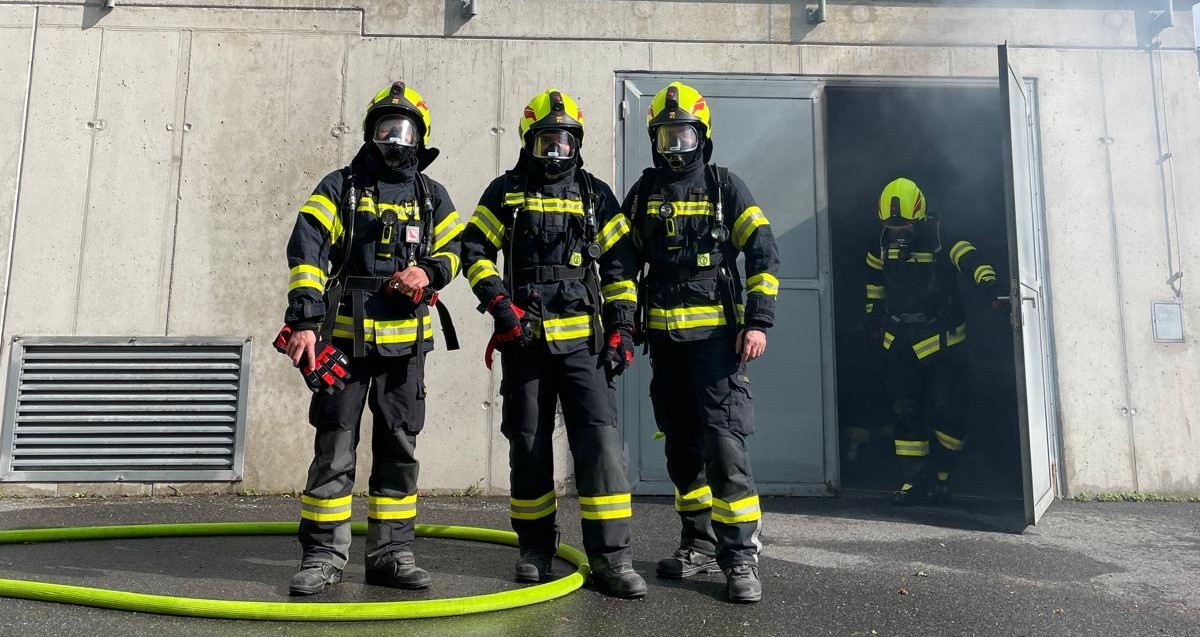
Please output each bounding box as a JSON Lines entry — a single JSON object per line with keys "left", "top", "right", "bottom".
{"left": 0, "top": 1, "right": 1196, "bottom": 496}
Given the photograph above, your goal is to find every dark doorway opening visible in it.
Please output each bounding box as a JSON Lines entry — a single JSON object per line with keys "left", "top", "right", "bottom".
{"left": 827, "top": 85, "right": 1023, "bottom": 501}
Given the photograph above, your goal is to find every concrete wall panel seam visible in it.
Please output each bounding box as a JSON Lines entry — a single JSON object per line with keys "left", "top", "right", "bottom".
{"left": 0, "top": 6, "right": 36, "bottom": 343}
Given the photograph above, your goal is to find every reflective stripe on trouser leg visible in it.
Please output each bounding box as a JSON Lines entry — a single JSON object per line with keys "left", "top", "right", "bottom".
{"left": 887, "top": 342, "right": 928, "bottom": 487}
{"left": 501, "top": 344, "right": 561, "bottom": 551}
{"left": 650, "top": 342, "right": 718, "bottom": 556}
{"left": 704, "top": 429, "right": 761, "bottom": 569}
{"left": 299, "top": 368, "right": 372, "bottom": 569}
{"left": 927, "top": 346, "right": 968, "bottom": 478}
{"left": 559, "top": 347, "right": 633, "bottom": 568}
{"left": 363, "top": 352, "right": 424, "bottom": 567}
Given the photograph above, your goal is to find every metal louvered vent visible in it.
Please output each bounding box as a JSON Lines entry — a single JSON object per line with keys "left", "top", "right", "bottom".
{"left": 1, "top": 337, "right": 250, "bottom": 482}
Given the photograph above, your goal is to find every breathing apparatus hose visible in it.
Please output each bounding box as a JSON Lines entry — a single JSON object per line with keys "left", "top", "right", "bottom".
{"left": 0, "top": 522, "right": 589, "bottom": 621}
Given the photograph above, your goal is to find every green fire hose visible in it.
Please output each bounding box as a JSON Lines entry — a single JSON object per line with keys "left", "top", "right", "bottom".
{"left": 0, "top": 522, "right": 589, "bottom": 621}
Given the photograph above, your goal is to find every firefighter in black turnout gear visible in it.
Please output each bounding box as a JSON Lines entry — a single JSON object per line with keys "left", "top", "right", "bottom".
{"left": 626, "top": 82, "right": 781, "bottom": 604}
{"left": 460, "top": 89, "right": 646, "bottom": 599}
{"left": 279, "top": 81, "right": 464, "bottom": 595}
{"left": 865, "top": 177, "right": 1006, "bottom": 505}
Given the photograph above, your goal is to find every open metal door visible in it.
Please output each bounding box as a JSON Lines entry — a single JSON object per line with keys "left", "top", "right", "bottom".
{"left": 999, "top": 45, "right": 1057, "bottom": 524}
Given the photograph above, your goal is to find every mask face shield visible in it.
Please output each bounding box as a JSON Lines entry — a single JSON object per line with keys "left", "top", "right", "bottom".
{"left": 529, "top": 129, "right": 578, "bottom": 160}
{"left": 373, "top": 115, "right": 419, "bottom": 147}
{"left": 655, "top": 123, "right": 700, "bottom": 155}
{"left": 884, "top": 219, "right": 918, "bottom": 245}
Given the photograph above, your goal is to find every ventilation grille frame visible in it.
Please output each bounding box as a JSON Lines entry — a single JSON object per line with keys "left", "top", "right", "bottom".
{"left": 1, "top": 336, "right": 251, "bottom": 483}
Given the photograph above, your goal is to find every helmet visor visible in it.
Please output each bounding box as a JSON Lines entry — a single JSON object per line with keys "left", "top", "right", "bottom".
{"left": 373, "top": 115, "right": 419, "bottom": 147}
{"left": 530, "top": 129, "right": 578, "bottom": 160}
{"left": 655, "top": 124, "right": 699, "bottom": 154}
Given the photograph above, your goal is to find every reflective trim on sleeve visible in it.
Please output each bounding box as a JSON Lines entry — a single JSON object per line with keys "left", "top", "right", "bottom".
{"left": 579, "top": 493, "right": 632, "bottom": 520}
{"left": 882, "top": 331, "right": 895, "bottom": 349}
{"left": 288, "top": 264, "right": 327, "bottom": 293}
{"left": 894, "top": 439, "right": 930, "bottom": 457}
{"left": 368, "top": 494, "right": 417, "bottom": 520}
{"left": 674, "top": 485, "right": 713, "bottom": 513}
{"left": 949, "top": 240, "right": 976, "bottom": 270}
{"left": 432, "top": 251, "right": 461, "bottom": 278}
{"left": 732, "top": 206, "right": 769, "bottom": 250}
{"left": 747, "top": 272, "right": 779, "bottom": 297}
{"left": 866, "top": 302, "right": 874, "bottom": 314}
{"left": 601, "top": 280, "right": 637, "bottom": 304}
{"left": 866, "top": 284, "right": 886, "bottom": 300}
{"left": 946, "top": 323, "right": 967, "bottom": 347}
{"left": 467, "top": 259, "right": 502, "bottom": 287}
{"left": 510, "top": 491, "right": 557, "bottom": 521}
{"left": 469, "top": 205, "right": 505, "bottom": 249}
{"left": 300, "top": 194, "right": 344, "bottom": 244}
{"left": 973, "top": 264, "right": 997, "bottom": 284}
{"left": 432, "top": 211, "right": 465, "bottom": 253}
{"left": 866, "top": 251, "right": 884, "bottom": 270}
{"left": 300, "top": 494, "right": 353, "bottom": 523}
{"left": 711, "top": 494, "right": 761, "bottom": 525}
{"left": 598, "top": 213, "right": 631, "bottom": 254}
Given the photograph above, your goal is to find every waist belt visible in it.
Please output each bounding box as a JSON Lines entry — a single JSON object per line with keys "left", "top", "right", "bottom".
{"left": 344, "top": 276, "right": 389, "bottom": 292}
{"left": 889, "top": 313, "right": 932, "bottom": 325}
{"left": 516, "top": 265, "right": 587, "bottom": 283}
{"left": 320, "top": 276, "right": 459, "bottom": 363}
{"left": 647, "top": 265, "right": 721, "bottom": 283}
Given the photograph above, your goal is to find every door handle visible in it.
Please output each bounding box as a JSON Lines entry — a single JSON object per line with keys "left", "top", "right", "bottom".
{"left": 1021, "top": 294, "right": 1038, "bottom": 308}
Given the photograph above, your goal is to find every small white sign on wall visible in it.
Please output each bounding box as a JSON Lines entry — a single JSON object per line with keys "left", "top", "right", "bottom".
{"left": 1152, "top": 302, "right": 1185, "bottom": 343}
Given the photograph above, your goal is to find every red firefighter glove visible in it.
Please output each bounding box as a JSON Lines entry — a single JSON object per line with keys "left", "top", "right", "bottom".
{"left": 601, "top": 328, "right": 635, "bottom": 377}
{"left": 273, "top": 324, "right": 294, "bottom": 354}
{"left": 301, "top": 341, "right": 351, "bottom": 394}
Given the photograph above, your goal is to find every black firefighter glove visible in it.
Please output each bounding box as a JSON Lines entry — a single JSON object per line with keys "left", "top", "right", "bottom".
{"left": 302, "top": 342, "right": 351, "bottom": 394}
{"left": 484, "top": 295, "right": 532, "bottom": 369}
{"left": 601, "top": 327, "right": 635, "bottom": 377}
{"left": 273, "top": 325, "right": 351, "bottom": 394}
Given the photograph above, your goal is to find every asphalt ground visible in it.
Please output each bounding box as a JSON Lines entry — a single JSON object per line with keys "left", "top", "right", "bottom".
{"left": 0, "top": 495, "right": 1196, "bottom": 637}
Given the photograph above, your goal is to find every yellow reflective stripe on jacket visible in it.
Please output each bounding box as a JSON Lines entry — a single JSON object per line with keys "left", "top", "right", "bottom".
{"left": 936, "top": 430, "right": 966, "bottom": 452}
{"left": 332, "top": 315, "right": 433, "bottom": 344}
{"left": 712, "top": 494, "right": 761, "bottom": 524}
{"left": 973, "top": 264, "right": 997, "bottom": 283}
{"left": 506, "top": 193, "right": 585, "bottom": 215}
{"left": 645, "top": 199, "right": 714, "bottom": 217}
{"left": 432, "top": 211, "right": 465, "bottom": 252}
{"left": 510, "top": 491, "right": 557, "bottom": 521}
{"left": 732, "top": 206, "right": 768, "bottom": 250}
{"left": 866, "top": 251, "right": 884, "bottom": 271}
{"left": 470, "top": 205, "right": 505, "bottom": 249}
{"left": 601, "top": 280, "right": 637, "bottom": 304}
{"left": 579, "top": 493, "right": 632, "bottom": 520}
{"left": 543, "top": 314, "right": 593, "bottom": 342}
{"left": 288, "top": 264, "right": 327, "bottom": 293}
{"left": 467, "top": 259, "right": 502, "bottom": 287}
{"left": 946, "top": 323, "right": 966, "bottom": 347}
{"left": 949, "top": 240, "right": 976, "bottom": 270}
{"left": 886, "top": 249, "right": 934, "bottom": 262}
{"left": 378, "top": 201, "right": 419, "bottom": 219}
{"left": 882, "top": 332, "right": 895, "bottom": 349}
{"left": 432, "top": 251, "right": 461, "bottom": 278}
{"left": 895, "top": 439, "right": 930, "bottom": 457}
{"left": 913, "top": 332, "right": 942, "bottom": 360}
{"left": 300, "top": 494, "right": 352, "bottom": 523}
{"left": 675, "top": 485, "right": 713, "bottom": 512}
{"left": 866, "top": 302, "right": 875, "bottom": 314}
{"left": 300, "top": 194, "right": 344, "bottom": 244}
{"left": 747, "top": 272, "right": 779, "bottom": 297}
{"left": 599, "top": 213, "right": 631, "bottom": 254}
{"left": 647, "top": 305, "right": 727, "bottom": 331}
{"left": 866, "top": 284, "right": 886, "bottom": 300}
{"left": 368, "top": 494, "right": 417, "bottom": 520}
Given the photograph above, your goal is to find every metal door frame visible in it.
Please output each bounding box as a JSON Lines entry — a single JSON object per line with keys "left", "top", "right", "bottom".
{"left": 613, "top": 70, "right": 1062, "bottom": 502}
{"left": 615, "top": 72, "right": 838, "bottom": 496}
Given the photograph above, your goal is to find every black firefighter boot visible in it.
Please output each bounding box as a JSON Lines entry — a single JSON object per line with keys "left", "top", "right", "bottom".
{"left": 365, "top": 551, "right": 432, "bottom": 590}
{"left": 724, "top": 563, "right": 762, "bottom": 604}
{"left": 656, "top": 544, "right": 719, "bottom": 579}
{"left": 514, "top": 547, "right": 555, "bottom": 583}
{"left": 289, "top": 562, "right": 343, "bottom": 596}
{"left": 589, "top": 557, "right": 648, "bottom": 599}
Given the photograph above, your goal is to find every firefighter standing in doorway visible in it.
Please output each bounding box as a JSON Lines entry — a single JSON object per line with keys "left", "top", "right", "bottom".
{"left": 625, "top": 82, "right": 781, "bottom": 604}
{"left": 460, "top": 89, "right": 647, "bottom": 599}
{"left": 278, "top": 81, "right": 464, "bottom": 595}
{"left": 865, "top": 177, "right": 1007, "bottom": 505}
